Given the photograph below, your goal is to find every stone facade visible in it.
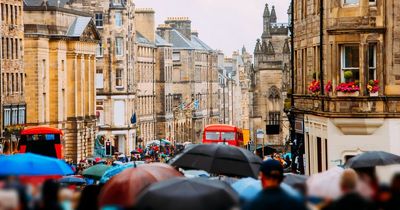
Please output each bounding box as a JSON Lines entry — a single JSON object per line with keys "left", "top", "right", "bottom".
{"left": 251, "top": 4, "right": 290, "bottom": 149}
{"left": 68, "top": 0, "right": 136, "bottom": 155}
{"left": 293, "top": 0, "right": 400, "bottom": 174}
{"left": 157, "top": 18, "right": 219, "bottom": 143}
{"left": 23, "top": 2, "right": 100, "bottom": 162}
{"left": 1, "top": 0, "right": 26, "bottom": 138}
{"left": 135, "top": 9, "right": 156, "bottom": 144}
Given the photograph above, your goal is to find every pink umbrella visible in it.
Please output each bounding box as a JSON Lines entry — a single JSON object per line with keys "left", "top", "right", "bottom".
{"left": 307, "top": 167, "right": 344, "bottom": 199}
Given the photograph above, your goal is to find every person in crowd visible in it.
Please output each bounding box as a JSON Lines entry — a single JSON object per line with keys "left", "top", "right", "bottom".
{"left": 378, "top": 173, "right": 400, "bottom": 210}
{"left": 243, "top": 159, "right": 308, "bottom": 210}
{"left": 75, "top": 185, "right": 101, "bottom": 210}
{"left": 375, "top": 185, "right": 392, "bottom": 210}
{"left": 35, "top": 179, "right": 62, "bottom": 210}
{"left": 322, "top": 169, "right": 376, "bottom": 210}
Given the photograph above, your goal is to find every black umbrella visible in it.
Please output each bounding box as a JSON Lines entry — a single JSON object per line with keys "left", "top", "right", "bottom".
{"left": 169, "top": 144, "right": 262, "bottom": 178}
{"left": 134, "top": 177, "right": 239, "bottom": 210}
{"left": 345, "top": 151, "right": 400, "bottom": 168}
{"left": 283, "top": 173, "right": 308, "bottom": 187}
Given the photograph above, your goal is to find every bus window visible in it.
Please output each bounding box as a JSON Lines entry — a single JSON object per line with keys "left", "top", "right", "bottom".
{"left": 45, "top": 134, "right": 55, "bottom": 141}
{"left": 221, "top": 132, "right": 235, "bottom": 140}
{"left": 206, "top": 132, "right": 220, "bottom": 140}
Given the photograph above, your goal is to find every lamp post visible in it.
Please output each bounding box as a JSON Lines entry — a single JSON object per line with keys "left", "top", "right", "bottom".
{"left": 288, "top": 0, "right": 298, "bottom": 173}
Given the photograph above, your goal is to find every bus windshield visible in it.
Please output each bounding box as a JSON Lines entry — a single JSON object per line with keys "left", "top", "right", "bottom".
{"left": 221, "top": 132, "right": 235, "bottom": 140}
{"left": 205, "top": 131, "right": 220, "bottom": 140}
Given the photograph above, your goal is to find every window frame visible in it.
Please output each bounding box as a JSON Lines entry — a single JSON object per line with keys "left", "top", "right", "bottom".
{"left": 368, "top": 43, "right": 377, "bottom": 81}
{"left": 95, "top": 13, "right": 103, "bottom": 28}
{"left": 96, "top": 42, "right": 103, "bottom": 58}
{"left": 115, "top": 37, "right": 124, "bottom": 56}
{"left": 115, "top": 12, "right": 123, "bottom": 27}
{"left": 115, "top": 68, "right": 123, "bottom": 88}
{"left": 340, "top": 45, "right": 360, "bottom": 83}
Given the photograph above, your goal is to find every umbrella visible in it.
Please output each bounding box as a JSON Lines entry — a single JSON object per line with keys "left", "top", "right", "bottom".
{"left": 169, "top": 144, "right": 262, "bottom": 178}
{"left": 182, "top": 170, "right": 210, "bottom": 178}
{"left": 0, "top": 153, "right": 73, "bottom": 176}
{"left": 345, "top": 151, "right": 400, "bottom": 168}
{"left": 283, "top": 173, "right": 308, "bottom": 187}
{"left": 307, "top": 166, "right": 344, "bottom": 199}
{"left": 231, "top": 177, "right": 301, "bottom": 201}
{"left": 135, "top": 177, "right": 239, "bottom": 210}
{"left": 59, "top": 176, "right": 86, "bottom": 185}
{"left": 82, "top": 164, "right": 112, "bottom": 180}
{"left": 100, "top": 162, "right": 145, "bottom": 184}
{"left": 98, "top": 163, "right": 182, "bottom": 208}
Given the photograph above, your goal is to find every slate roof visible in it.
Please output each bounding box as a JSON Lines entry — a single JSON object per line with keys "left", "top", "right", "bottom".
{"left": 66, "top": 17, "right": 91, "bottom": 37}
{"left": 155, "top": 34, "right": 172, "bottom": 47}
{"left": 169, "top": 29, "right": 196, "bottom": 50}
{"left": 136, "top": 31, "right": 155, "bottom": 46}
{"left": 191, "top": 35, "right": 213, "bottom": 51}
{"left": 24, "top": 0, "right": 71, "bottom": 7}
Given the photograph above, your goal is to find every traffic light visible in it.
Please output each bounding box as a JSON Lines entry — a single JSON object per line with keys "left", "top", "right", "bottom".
{"left": 105, "top": 140, "right": 112, "bottom": 156}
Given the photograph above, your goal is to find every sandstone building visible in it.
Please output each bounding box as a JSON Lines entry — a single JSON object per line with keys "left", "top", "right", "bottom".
{"left": 293, "top": 0, "right": 400, "bottom": 174}
{"left": 68, "top": 0, "right": 136, "bottom": 155}
{"left": 157, "top": 17, "right": 219, "bottom": 143}
{"left": 23, "top": 0, "right": 100, "bottom": 162}
{"left": 251, "top": 4, "right": 290, "bottom": 150}
{"left": 1, "top": 0, "right": 25, "bottom": 137}
{"left": 135, "top": 8, "right": 157, "bottom": 143}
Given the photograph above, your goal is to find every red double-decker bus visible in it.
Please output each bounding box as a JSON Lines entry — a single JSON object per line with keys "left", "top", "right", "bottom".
{"left": 202, "top": 124, "right": 244, "bottom": 147}
{"left": 18, "top": 127, "right": 64, "bottom": 159}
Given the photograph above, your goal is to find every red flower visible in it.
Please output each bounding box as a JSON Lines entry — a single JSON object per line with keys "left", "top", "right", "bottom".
{"left": 336, "top": 82, "right": 360, "bottom": 93}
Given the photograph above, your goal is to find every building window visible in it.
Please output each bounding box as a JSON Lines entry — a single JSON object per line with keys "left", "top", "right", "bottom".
{"left": 172, "top": 52, "right": 180, "bottom": 61}
{"left": 369, "top": 0, "right": 376, "bottom": 5}
{"left": 341, "top": 45, "right": 359, "bottom": 82}
{"left": 96, "top": 69, "right": 104, "bottom": 89}
{"left": 268, "top": 112, "right": 280, "bottom": 125}
{"left": 368, "top": 44, "right": 377, "bottom": 81}
{"left": 11, "top": 107, "right": 18, "bottom": 125}
{"left": 115, "top": 12, "right": 122, "bottom": 27}
{"left": 4, "top": 108, "right": 11, "bottom": 126}
{"left": 95, "top": 13, "right": 103, "bottom": 27}
{"left": 116, "top": 69, "right": 123, "bottom": 87}
{"left": 20, "top": 73, "right": 23, "bottom": 94}
{"left": 343, "top": 0, "right": 359, "bottom": 5}
{"left": 96, "top": 42, "right": 103, "bottom": 57}
{"left": 18, "top": 107, "right": 25, "bottom": 124}
{"left": 115, "top": 37, "right": 123, "bottom": 56}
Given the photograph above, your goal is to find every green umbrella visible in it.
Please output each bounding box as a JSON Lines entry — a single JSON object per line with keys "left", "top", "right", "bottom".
{"left": 82, "top": 164, "right": 112, "bottom": 180}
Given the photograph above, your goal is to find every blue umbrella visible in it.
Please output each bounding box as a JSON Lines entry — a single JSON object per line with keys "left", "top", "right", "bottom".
{"left": 0, "top": 153, "right": 73, "bottom": 176}
{"left": 231, "top": 177, "right": 302, "bottom": 201}
{"left": 100, "top": 161, "right": 145, "bottom": 183}
{"left": 59, "top": 176, "right": 86, "bottom": 185}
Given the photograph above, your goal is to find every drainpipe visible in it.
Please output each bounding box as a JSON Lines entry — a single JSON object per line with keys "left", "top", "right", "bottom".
{"left": 319, "top": 0, "right": 325, "bottom": 111}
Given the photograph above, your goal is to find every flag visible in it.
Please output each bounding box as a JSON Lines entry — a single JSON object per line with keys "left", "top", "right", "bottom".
{"left": 130, "top": 113, "right": 137, "bottom": 124}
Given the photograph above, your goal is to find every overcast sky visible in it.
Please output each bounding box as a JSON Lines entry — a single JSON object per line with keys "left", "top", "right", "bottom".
{"left": 135, "top": 0, "right": 291, "bottom": 56}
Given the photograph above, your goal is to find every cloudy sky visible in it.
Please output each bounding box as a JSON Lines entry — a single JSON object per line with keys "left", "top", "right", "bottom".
{"left": 135, "top": 0, "right": 291, "bottom": 56}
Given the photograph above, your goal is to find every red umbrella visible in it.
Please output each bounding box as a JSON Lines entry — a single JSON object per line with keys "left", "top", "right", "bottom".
{"left": 98, "top": 163, "right": 182, "bottom": 208}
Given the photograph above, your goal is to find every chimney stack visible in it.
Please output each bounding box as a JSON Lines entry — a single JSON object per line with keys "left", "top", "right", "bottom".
{"left": 165, "top": 17, "right": 192, "bottom": 40}
{"left": 135, "top": 8, "right": 155, "bottom": 43}
{"left": 156, "top": 24, "right": 172, "bottom": 43}
{"left": 191, "top": 30, "right": 199, "bottom": 37}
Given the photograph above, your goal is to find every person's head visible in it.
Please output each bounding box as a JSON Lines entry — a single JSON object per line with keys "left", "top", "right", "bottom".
{"left": 259, "top": 159, "right": 284, "bottom": 189}
{"left": 340, "top": 169, "right": 358, "bottom": 193}
{"left": 390, "top": 173, "right": 400, "bottom": 194}
{"left": 41, "top": 179, "right": 60, "bottom": 203}
{"left": 76, "top": 185, "right": 101, "bottom": 210}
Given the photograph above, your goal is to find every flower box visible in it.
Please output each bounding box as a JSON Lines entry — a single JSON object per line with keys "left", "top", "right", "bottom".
{"left": 337, "top": 91, "right": 359, "bottom": 97}
{"left": 369, "top": 92, "right": 379, "bottom": 97}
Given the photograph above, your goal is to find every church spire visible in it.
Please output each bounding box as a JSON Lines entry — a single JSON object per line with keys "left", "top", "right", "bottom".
{"left": 270, "top": 6, "right": 277, "bottom": 23}
{"left": 262, "top": 3, "right": 271, "bottom": 39}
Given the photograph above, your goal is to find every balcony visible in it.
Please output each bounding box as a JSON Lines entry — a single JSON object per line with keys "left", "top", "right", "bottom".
{"left": 293, "top": 94, "right": 400, "bottom": 118}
